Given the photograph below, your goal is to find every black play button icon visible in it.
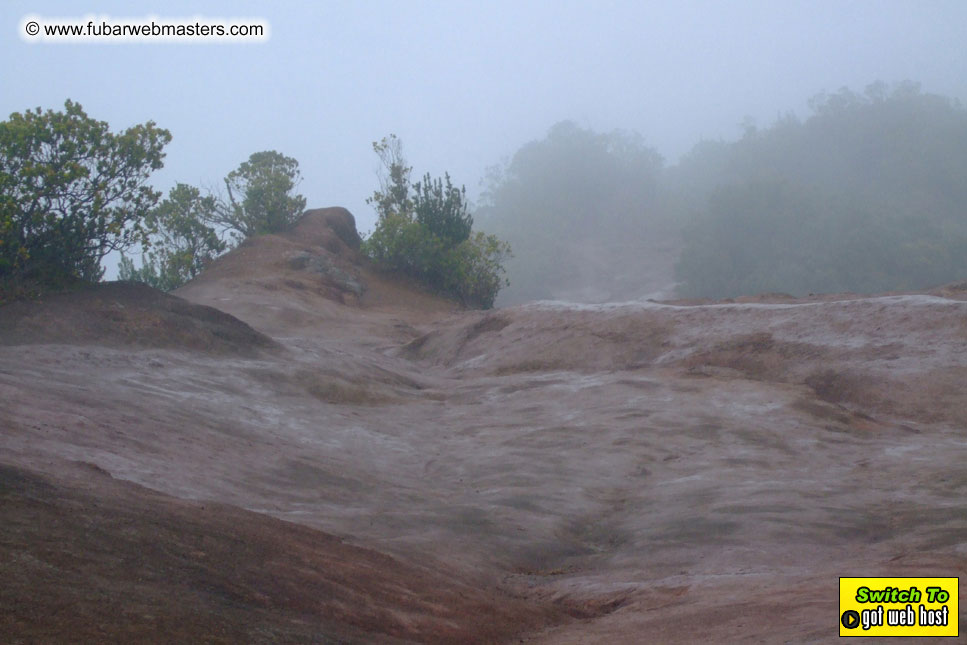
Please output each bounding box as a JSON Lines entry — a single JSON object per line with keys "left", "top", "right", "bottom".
{"left": 841, "top": 610, "right": 861, "bottom": 630}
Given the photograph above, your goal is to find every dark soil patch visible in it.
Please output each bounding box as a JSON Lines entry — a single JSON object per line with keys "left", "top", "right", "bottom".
{"left": 0, "top": 462, "right": 568, "bottom": 644}
{"left": 0, "top": 282, "right": 277, "bottom": 355}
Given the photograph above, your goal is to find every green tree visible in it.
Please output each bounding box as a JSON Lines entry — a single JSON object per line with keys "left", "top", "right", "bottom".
{"left": 213, "top": 150, "right": 306, "bottom": 240}
{"left": 362, "top": 135, "right": 510, "bottom": 308}
{"left": 673, "top": 81, "right": 967, "bottom": 298}
{"left": 476, "top": 121, "right": 667, "bottom": 303}
{"left": 413, "top": 172, "right": 473, "bottom": 245}
{"left": 118, "top": 183, "right": 226, "bottom": 291}
{"left": 0, "top": 100, "right": 170, "bottom": 296}
{"left": 441, "top": 231, "right": 512, "bottom": 309}
{"left": 368, "top": 135, "right": 412, "bottom": 220}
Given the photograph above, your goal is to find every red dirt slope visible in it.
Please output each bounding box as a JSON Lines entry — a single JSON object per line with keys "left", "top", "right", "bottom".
{"left": 0, "top": 460, "right": 565, "bottom": 644}
{"left": 3, "top": 207, "right": 966, "bottom": 643}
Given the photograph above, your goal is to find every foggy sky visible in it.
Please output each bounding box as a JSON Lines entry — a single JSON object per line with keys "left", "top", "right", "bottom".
{"left": 4, "top": 0, "right": 967, "bottom": 249}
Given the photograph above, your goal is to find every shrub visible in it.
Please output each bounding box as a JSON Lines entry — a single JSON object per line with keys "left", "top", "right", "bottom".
{"left": 413, "top": 172, "right": 472, "bottom": 245}
{"left": 441, "top": 232, "right": 512, "bottom": 309}
{"left": 118, "top": 183, "right": 226, "bottom": 291}
{"left": 362, "top": 135, "right": 510, "bottom": 308}
{"left": 0, "top": 100, "right": 170, "bottom": 298}
{"left": 211, "top": 150, "right": 306, "bottom": 241}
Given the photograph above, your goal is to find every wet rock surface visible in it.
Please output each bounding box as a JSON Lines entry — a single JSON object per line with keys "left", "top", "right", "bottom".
{"left": 2, "top": 211, "right": 965, "bottom": 643}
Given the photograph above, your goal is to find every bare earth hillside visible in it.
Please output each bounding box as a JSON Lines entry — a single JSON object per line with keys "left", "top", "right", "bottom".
{"left": 2, "top": 208, "right": 965, "bottom": 643}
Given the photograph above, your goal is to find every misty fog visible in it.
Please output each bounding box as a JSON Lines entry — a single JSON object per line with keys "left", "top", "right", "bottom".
{"left": 3, "top": 0, "right": 966, "bottom": 302}
{"left": 480, "top": 82, "right": 967, "bottom": 304}
{"left": 6, "top": 4, "right": 967, "bottom": 642}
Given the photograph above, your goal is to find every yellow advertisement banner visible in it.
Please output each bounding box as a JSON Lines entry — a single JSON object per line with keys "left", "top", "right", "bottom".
{"left": 840, "top": 577, "right": 958, "bottom": 637}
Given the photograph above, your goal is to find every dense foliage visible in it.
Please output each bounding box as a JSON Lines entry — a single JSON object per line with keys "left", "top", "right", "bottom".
{"left": 0, "top": 100, "right": 306, "bottom": 298}
{"left": 477, "top": 121, "right": 669, "bottom": 303}
{"left": 673, "top": 81, "right": 967, "bottom": 298}
{"left": 481, "top": 83, "right": 967, "bottom": 302}
{"left": 362, "top": 135, "right": 510, "bottom": 309}
{"left": 212, "top": 150, "right": 306, "bottom": 242}
{"left": 119, "top": 150, "right": 306, "bottom": 291}
{"left": 118, "top": 183, "right": 226, "bottom": 291}
{"left": 0, "top": 100, "right": 170, "bottom": 298}
{"left": 10, "top": 83, "right": 966, "bottom": 305}
{"left": 413, "top": 172, "right": 473, "bottom": 245}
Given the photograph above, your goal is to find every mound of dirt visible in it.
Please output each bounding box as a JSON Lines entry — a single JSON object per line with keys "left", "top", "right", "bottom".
{"left": 178, "top": 207, "right": 366, "bottom": 307}
{"left": 175, "top": 207, "right": 460, "bottom": 336}
{"left": 0, "top": 281, "right": 276, "bottom": 355}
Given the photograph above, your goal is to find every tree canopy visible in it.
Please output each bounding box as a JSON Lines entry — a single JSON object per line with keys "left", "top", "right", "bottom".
{"left": 119, "top": 183, "right": 226, "bottom": 291}
{"left": 118, "top": 150, "right": 307, "bottom": 291}
{"left": 213, "top": 150, "right": 306, "bottom": 241}
{"left": 480, "top": 83, "right": 967, "bottom": 303}
{"left": 0, "top": 100, "right": 170, "bottom": 297}
{"left": 477, "top": 121, "right": 668, "bottom": 303}
{"left": 9, "top": 83, "right": 966, "bottom": 305}
{"left": 673, "top": 82, "right": 967, "bottom": 298}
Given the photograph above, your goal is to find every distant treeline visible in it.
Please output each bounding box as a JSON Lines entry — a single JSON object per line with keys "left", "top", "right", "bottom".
{"left": 478, "top": 81, "right": 967, "bottom": 302}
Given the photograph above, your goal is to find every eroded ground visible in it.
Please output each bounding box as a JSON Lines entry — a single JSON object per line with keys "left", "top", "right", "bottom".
{"left": 2, "top": 211, "right": 965, "bottom": 643}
